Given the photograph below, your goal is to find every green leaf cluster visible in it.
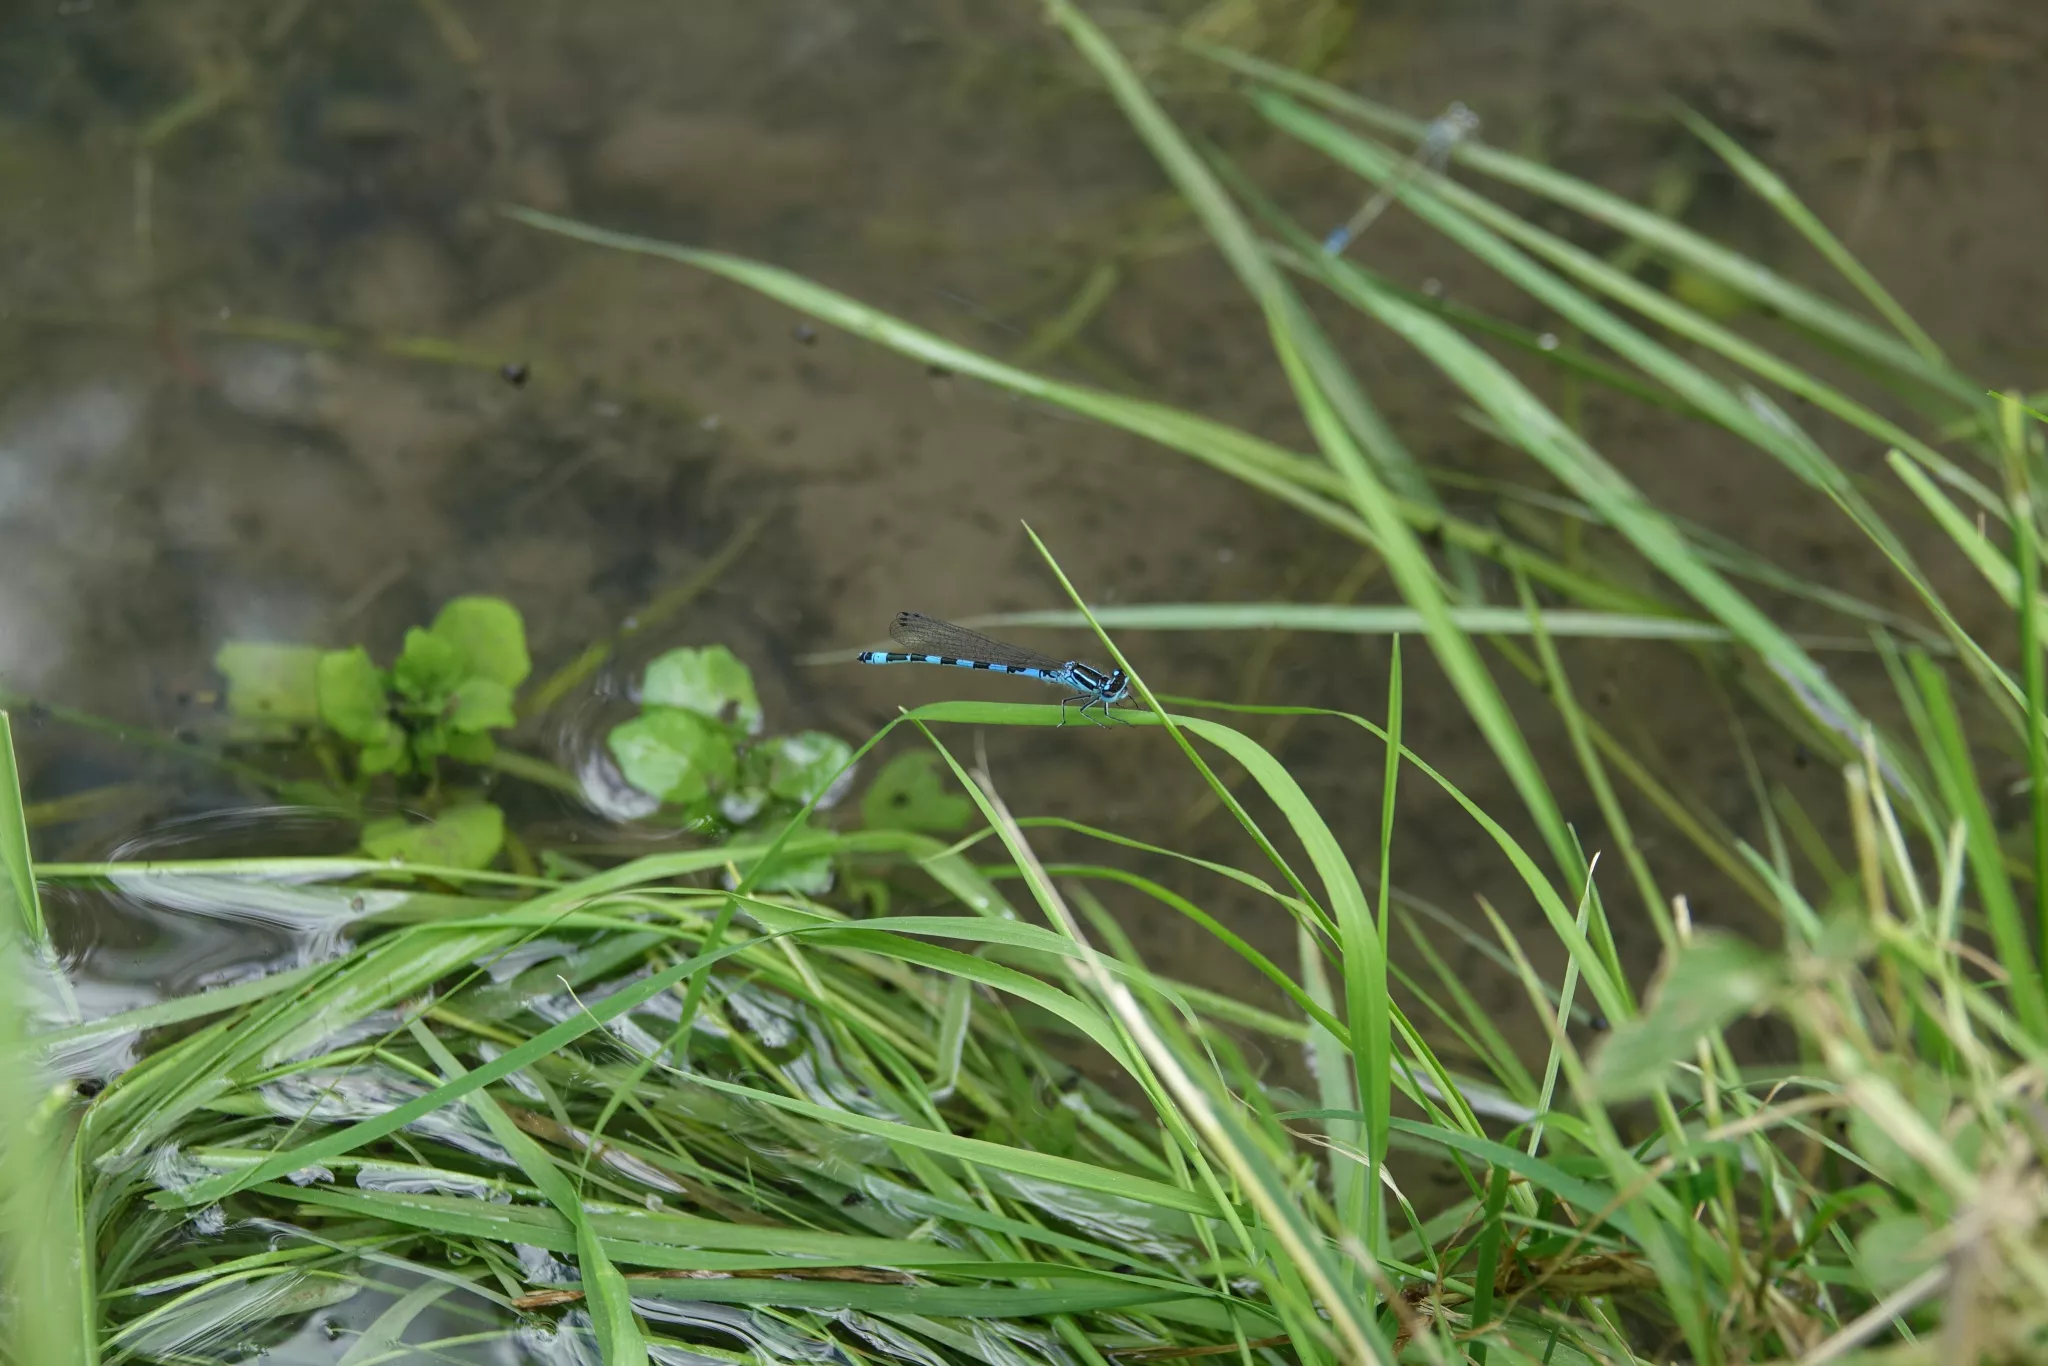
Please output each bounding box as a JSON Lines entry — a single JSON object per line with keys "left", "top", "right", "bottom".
{"left": 308, "top": 597, "right": 531, "bottom": 777}
{"left": 607, "top": 647, "right": 857, "bottom": 874}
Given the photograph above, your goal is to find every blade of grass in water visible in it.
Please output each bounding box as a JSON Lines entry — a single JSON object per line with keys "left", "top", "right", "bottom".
{"left": 1271, "top": 89, "right": 1995, "bottom": 525}
{"left": 971, "top": 602, "right": 1884, "bottom": 649}
{"left": 0, "top": 712, "right": 92, "bottom": 1366}
{"left": 1183, "top": 37, "right": 1981, "bottom": 410}
{"left": 0, "top": 715, "right": 47, "bottom": 955}
{"left": 1038, "top": 0, "right": 1579, "bottom": 887}
{"left": 934, "top": 734, "right": 1391, "bottom": 1363}
{"left": 1673, "top": 103, "right": 1947, "bottom": 369}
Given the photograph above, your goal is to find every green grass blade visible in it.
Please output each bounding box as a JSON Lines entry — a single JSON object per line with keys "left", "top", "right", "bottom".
{"left": 1296, "top": 242, "right": 1874, "bottom": 759}
{"left": 0, "top": 714, "right": 46, "bottom": 955}
{"left": 149, "top": 929, "right": 769, "bottom": 1209}
{"left": 680, "top": 1070, "right": 1221, "bottom": 1218}
{"left": 1187, "top": 38, "right": 1979, "bottom": 407}
{"left": 1255, "top": 86, "right": 1998, "bottom": 532}
{"left": 333, "top": 1280, "right": 453, "bottom": 1366}
{"left": 1041, "top": 0, "right": 1434, "bottom": 511}
{"left": 2002, "top": 396, "right": 2048, "bottom": 973}
{"left": 958, "top": 754, "right": 1392, "bottom": 1363}
{"left": 0, "top": 712, "right": 92, "bottom": 1366}
{"left": 1349, "top": 635, "right": 1400, "bottom": 1253}
{"left": 1672, "top": 104, "right": 1947, "bottom": 368}
{"left": 1905, "top": 652, "right": 2048, "bottom": 1037}
{"left": 975, "top": 603, "right": 1734, "bottom": 641}
{"left": 409, "top": 1022, "right": 647, "bottom": 1365}
{"left": 1037, "top": 0, "right": 1579, "bottom": 884}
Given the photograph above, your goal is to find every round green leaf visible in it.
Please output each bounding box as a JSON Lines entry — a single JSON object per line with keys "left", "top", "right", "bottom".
{"left": 607, "top": 706, "right": 738, "bottom": 805}
{"left": 753, "top": 732, "right": 856, "bottom": 807}
{"left": 724, "top": 832, "right": 836, "bottom": 895}
{"left": 318, "top": 647, "right": 393, "bottom": 742}
{"left": 431, "top": 596, "right": 531, "bottom": 689}
{"left": 361, "top": 804, "right": 506, "bottom": 870}
{"left": 446, "top": 678, "right": 516, "bottom": 733}
{"left": 642, "top": 646, "right": 763, "bottom": 735}
{"left": 214, "top": 643, "right": 323, "bottom": 725}
{"left": 393, "top": 628, "right": 464, "bottom": 703}
{"left": 861, "top": 751, "right": 974, "bottom": 833}
{"left": 750, "top": 850, "right": 835, "bottom": 895}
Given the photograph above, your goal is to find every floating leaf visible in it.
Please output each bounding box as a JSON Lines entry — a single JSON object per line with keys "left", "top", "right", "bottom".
{"left": 753, "top": 732, "right": 856, "bottom": 807}
{"left": 718, "top": 788, "right": 769, "bottom": 826}
{"left": 1591, "top": 932, "right": 1780, "bottom": 1100}
{"left": 607, "top": 706, "right": 738, "bottom": 806}
{"left": 431, "top": 596, "right": 531, "bottom": 689}
{"left": 392, "top": 629, "right": 465, "bottom": 703}
{"left": 642, "top": 646, "right": 763, "bottom": 735}
{"left": 214, "top": 643, "right": 323, "bottom": 725}
{"left": 752, "top": 851, "right": 835, "bottom": 895}
{"left": 724, "top": 833, "right": 836, "bottom": 895}
{"left": 861, "top": 751, "right": 974, "bottom": 833}
{"left": 446, "top": 678, "right": 516, "bottom": 733}
{"left": 361, "top": 803, "right": 505, "bottom": 870}
{"left": 318, "top": 648, "right": 393, "bottom": 743}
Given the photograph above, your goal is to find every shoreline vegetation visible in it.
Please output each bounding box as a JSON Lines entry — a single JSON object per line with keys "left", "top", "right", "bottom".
{"left": 8, "top": 4, "right": 2047, "bottom": 1363}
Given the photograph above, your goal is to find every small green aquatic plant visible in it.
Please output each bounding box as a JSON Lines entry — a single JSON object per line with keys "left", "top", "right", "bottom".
{"left": 214, "top": 595, "right": 531, "bottom": 779}
{"left": 607, "top": 644, "right": 856, "bottom": 829}
{"left": 212, "top": 604, "right": 866, "bottom": 878}
{"left": 212, "top": 596, "right": 535, "bottom": 870}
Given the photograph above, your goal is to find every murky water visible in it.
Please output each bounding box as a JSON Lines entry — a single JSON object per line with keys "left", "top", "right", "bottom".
{"left": 6, "top": 0, "right": 2047, "bottom": 1282}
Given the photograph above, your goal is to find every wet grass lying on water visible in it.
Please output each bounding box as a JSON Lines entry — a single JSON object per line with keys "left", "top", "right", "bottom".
{"left": 9, "top": 1, "right": 2048, "bottom": 1362}
{"left": 11, "top": 618, "right": 2048, "bottom": 1363}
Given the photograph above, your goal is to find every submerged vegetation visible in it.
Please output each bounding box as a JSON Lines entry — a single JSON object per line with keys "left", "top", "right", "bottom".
{"left": 8, "top": 2, "right": 2048, "bottom": 1363}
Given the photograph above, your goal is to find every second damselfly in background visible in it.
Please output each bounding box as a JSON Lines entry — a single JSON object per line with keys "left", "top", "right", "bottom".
{"left": 1323, "top": 100, "right": 1480, "bottom": 256}
{"left": 857, "top": 612, "right": 1131, "bottom": 727}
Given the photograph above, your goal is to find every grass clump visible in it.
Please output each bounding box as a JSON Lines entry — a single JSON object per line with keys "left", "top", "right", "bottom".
{"left": 8, "top": 1, "right": 2048, "bottom": 1362}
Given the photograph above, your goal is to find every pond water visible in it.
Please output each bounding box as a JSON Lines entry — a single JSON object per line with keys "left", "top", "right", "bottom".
{"left": 10, "top": 0, "right": 2046, "bottom": 1026}
{"left": 3, "top": 4, "right": 2046, "bottom": 1353}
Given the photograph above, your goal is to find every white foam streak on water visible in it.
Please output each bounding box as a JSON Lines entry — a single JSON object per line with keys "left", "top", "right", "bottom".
{"left": 355, "top": 1164, "right": 512, "bottom": 1202}
{"left": 476, "top": 1040, "right": 547, "bottom": 1100}
{"left": 626, "top": 1301, "right": 843, "bottom": 1364}
{"left": 515, "top": 1242, "right": 579, "bottom": 1286}
{"left": 834, "top": 1311, "right": 949, "bottom": 1366}
{"left": 969, "top": 1320, "right": 1073, "bottom": 1366}
{"left": 260, "top": 1067, "right": 514, "bottom": 1166}
{"left": 102, "top": 871, "right": 399, "bottom": 969}
{"left": 984, "top": 1170, "right": 1187, "bottom": 1261}
{"left": 517, "top": 1312, "right": 604, "bottom": 1366}
{"left": 114, "top": 1269, "right": 360, "bottom": 1362}
{"left": 574, "top": 744, "right": 662, "bottom": 823}
{"left": 482, "top": 937, "right": 577, "bottom": 982}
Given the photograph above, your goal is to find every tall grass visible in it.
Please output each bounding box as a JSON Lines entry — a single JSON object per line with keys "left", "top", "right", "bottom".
{"left": 10, "top": 0, "right": 2048, "bottom": 1361}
